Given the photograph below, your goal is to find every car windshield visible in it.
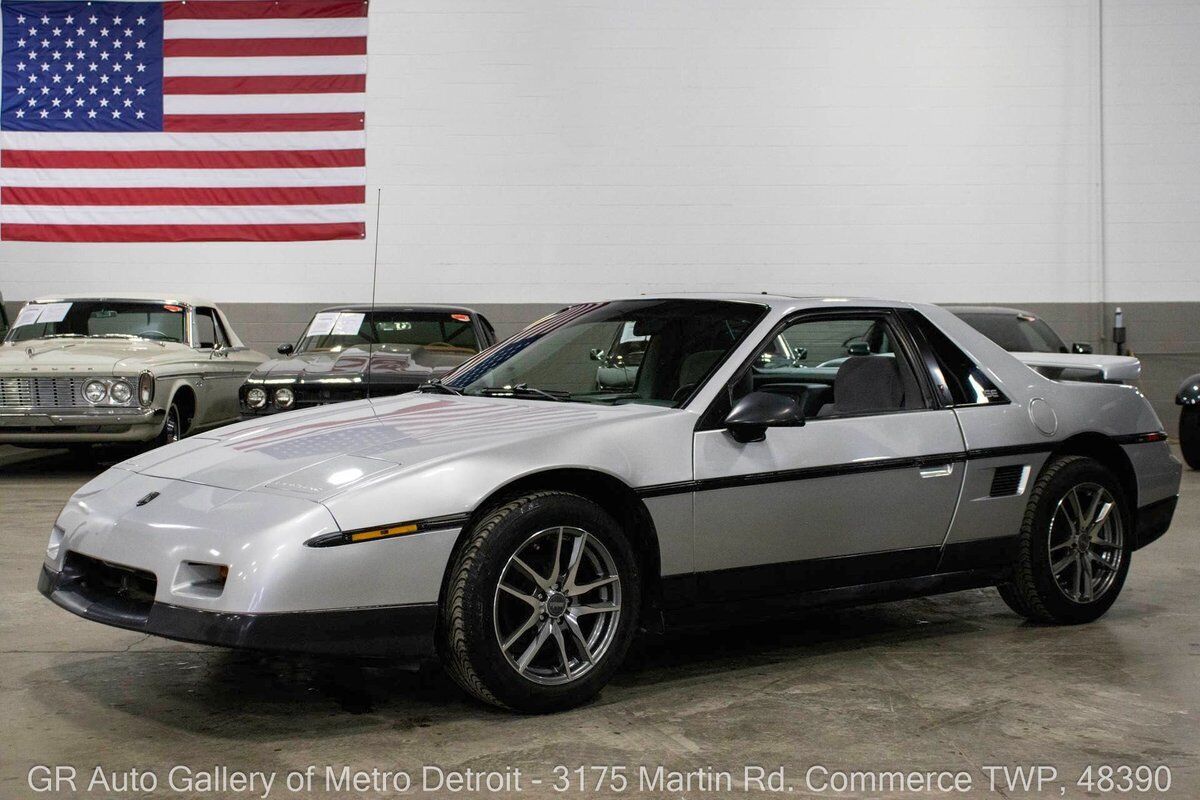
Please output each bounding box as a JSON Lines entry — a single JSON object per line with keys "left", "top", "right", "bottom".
{"left": 441, "top": 299, "right": 767, "bottom": 406}
{"left": 956, "top": 312, "right": 1067, "bottom": 354}
{"left": 5, "top": 301, "right": 187, "bottom": 343}
{"left": 296, "top": 310, "right": 483, "bottom": 356}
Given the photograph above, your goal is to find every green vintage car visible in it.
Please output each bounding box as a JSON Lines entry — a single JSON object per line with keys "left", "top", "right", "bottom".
{"left": 1, "top": 294, "right": 266, "bottom": 449}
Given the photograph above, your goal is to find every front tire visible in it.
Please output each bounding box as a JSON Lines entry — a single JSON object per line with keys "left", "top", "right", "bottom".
{"left": 440, "top": 491, "right": 640, "bottom": 712}
{"left": 1181, "top": 406, "right": 1200, "bottom": 469}
{"left": 153, "top": 402, "right": 183, "bottom": 448}
{"left": 998, "top": 456, "right": 1131, "bottom": 624}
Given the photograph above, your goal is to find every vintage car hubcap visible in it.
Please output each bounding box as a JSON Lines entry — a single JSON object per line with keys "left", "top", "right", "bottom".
{"left": 164, "top": 408, "right": 180, "bottom": 442}
{"left": 1048, "top": 482, "right": 1123, "bottom": 603}
{"left": 493, "top": 526, "right": 622, "bottom": 686}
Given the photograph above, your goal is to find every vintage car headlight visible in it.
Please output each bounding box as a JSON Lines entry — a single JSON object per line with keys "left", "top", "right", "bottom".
{"left": 245, "top": 387, "right": 267, "bottom": 409}
{"left": 83, "top": 380, "right": 109, "bottom": 404}
{"left": 109, "top": 380, "right": 133, "bottom": 405}
{"left": 138, "top": 372, "right": 155, "bottom": 407}
{"left": 274, "top": 387, "right": 295, "bottom": 409}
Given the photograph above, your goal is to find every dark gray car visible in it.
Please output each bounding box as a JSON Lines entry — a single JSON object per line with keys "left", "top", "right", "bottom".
{"left": 239, "top": 305, "right": 495, "bottom": 416}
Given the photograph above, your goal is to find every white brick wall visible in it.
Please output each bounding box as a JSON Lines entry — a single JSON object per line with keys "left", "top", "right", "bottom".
{"left": 1, "top": 0, "right": 1195, "bottom": 306}
{"left": 1102, "top": 0, "right": 1200, "bottom": 302}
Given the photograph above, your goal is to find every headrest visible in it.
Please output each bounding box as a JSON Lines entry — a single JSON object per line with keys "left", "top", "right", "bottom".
{"left": 833, "top": 355, "right": 904, "bottom": 414}
{"left": 678, "top": 349, "right": 724, "bottom": 388}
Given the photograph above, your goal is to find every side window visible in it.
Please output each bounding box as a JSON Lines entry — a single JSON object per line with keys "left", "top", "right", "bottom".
{"left": 711, "top": 313, "right": 927, "bottom": 425}
{"left": 904, "top": 311, "right": 1006, "bottom": 406}
{"left": 195, "top": 308, "right": 225, "bottom": 349}
{"left": 478, "top": 315, "right": 497, "bottom": 345}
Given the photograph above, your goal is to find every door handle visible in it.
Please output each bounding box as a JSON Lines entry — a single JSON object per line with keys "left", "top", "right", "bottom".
{"left": 919, "top": 463, "right": 954, "bottom": 478}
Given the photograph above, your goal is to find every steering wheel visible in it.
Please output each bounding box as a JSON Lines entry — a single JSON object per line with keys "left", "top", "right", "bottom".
{"left": 423, "top": 341, "right": 458, "bottom": 349}
{"left": 137, "top": 329, "right": 171, "bottom": 340}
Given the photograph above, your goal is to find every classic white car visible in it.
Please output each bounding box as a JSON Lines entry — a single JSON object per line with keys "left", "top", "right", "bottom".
{"left": 1, "top": 294, "right": 265, "bottom": 449}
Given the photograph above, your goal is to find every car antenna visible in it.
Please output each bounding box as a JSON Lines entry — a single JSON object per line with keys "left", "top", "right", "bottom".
{"left": 368, "top": 187, "right": 382, "bottom": 399}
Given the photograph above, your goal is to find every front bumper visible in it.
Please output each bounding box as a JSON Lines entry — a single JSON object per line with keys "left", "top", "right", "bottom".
{"left": 41, "top": 468, "right": 460, "bottom": 659}
{"left": 0, "top": 406, "right": 163, "bottom": 443}
{"left": 39, "top": 561, "right": 438, "bottom": 661}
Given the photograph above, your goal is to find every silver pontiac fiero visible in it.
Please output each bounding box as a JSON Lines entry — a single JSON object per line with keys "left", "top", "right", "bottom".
{"left": 40, "top": 296, "right": 1182, "bottom": 712}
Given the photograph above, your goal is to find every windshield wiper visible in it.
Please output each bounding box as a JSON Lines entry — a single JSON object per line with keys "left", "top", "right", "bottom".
{"left": 416, "top": 380, "right": 463, "bottom": 395}
{"left": 478, "top": 384, "right": 570, "bottom": 402}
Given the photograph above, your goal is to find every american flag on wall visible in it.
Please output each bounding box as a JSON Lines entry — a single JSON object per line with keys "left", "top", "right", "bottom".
{"left": 0, "top": 0, "right": 367, "bottom": 242}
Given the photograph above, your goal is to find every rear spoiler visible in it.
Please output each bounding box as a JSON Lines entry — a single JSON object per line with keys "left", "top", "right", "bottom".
{"left": 1013, "top": 352, "right": 1141, "bottom": 384}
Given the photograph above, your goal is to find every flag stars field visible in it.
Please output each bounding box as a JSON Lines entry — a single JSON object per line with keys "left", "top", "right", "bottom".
{"left": 0, "top": 0, "right": 368, "bottom": 242}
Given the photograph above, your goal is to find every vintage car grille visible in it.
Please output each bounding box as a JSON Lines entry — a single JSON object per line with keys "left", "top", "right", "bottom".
{"left": 0, "top": 376, "right": 86, "bottom": 409}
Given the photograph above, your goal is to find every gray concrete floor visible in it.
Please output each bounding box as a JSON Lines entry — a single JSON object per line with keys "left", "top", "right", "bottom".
{"left": 1, "top": 445, "right": 1196, "bottom": 799}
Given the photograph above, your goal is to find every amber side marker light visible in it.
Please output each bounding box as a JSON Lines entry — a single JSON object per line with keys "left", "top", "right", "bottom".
{"left": 350, "top": 524, "right": 418, "bottom": 543}
{"left": 304, "top": 513, "right": 471, "bottom": 548}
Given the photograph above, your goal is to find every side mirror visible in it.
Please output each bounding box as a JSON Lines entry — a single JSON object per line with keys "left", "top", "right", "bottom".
{"left": 847, "top": 342, "right": 870, "bottom": 356}
{"left": 278, "top": 343, "right": 295, "bottom": 356}
{"left": 589, "top": 348, "right": 606, "bottom": 362}
{"left": 724, "top": 391, "right": 805, "bottom": 443}
{"left": 1072, "top": 342, "right": 1094, "bottom": 355}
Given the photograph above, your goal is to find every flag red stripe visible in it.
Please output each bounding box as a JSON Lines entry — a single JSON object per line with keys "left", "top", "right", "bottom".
{"left": 163, "top": 113, "right": 364, "bottom": 132}
{"left": 1, "top": 223, "right": 366, "bottom": 243}
{"left": 164, "top": 37, "right": 367, "bottom": 57}
{"left": 163, "top": 74, "right": 366, "bottom": 95}
{"left": 163, "top": 1, "right": 367, "bottom": 20}
{"left": 1, "top": 186, "right": 367, "bottom": 206}
{"left": 3, "top": 149, "right": 365, "bottom": 170}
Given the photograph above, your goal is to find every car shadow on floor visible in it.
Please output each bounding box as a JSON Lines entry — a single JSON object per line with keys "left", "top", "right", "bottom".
{"left": 40, "top": 591, "right": 1017, "bottom": 739}
{"left": 0, "top": 445, "right": 128, "bottom": 478}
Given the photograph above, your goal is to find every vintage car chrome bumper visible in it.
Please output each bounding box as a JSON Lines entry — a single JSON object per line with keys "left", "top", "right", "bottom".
{"left": 0, "top": 406, "right": 163, "bottom": 443}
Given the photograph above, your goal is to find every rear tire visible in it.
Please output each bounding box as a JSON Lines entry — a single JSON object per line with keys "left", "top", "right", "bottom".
{"left": 440, "top": 491, "right": 640, "bottom": 713}
{"left": 997, "top": 456, "right": 1131, "bottom": 624}
{"left": 1181, "top": 406, "right": 1200, "bottom": 470}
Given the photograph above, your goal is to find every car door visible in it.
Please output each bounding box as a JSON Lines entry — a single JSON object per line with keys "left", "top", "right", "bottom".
{"left": 193, "top": 307, "right": 242, "bottom": 423}
{"left": 691, "top": 309, "right": 966, "bottom": 601}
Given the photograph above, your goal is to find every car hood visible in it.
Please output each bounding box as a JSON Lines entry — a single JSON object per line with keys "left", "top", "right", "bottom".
{"left": 0, "top": 338, "right": 192, "bottom": 374}
{"left": 116, "top": 392, "right": 666, "bottom": 498}
{"left": 252, "top": 347, "right": 449, "bottom": 382}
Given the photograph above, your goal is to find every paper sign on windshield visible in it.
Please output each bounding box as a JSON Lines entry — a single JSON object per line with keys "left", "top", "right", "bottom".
{"left": 331, "top": 312, "right": 366, "bottom": 336}
{"left": 36, "top": 303, "right": 72, "bottom": 323}
{"left": 305, "top": 312, "right": 340, "bottom": 338}
{"left": 13, "top": 305, "right": 46, "bottom": 328}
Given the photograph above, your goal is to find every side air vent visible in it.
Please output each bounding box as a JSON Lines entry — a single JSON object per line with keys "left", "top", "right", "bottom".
{"left": 990, "top": 465, "right": 1027, "bottom": 497}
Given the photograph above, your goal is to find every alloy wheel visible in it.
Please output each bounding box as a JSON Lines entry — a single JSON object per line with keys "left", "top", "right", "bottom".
{"left": 492, "top": 526, "right": 622, "bottom": 686}
{"left": 1048, "top": 482, "right": 1124, "bottom": 603}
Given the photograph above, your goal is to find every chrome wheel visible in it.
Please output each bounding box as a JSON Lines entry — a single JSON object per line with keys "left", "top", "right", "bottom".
{"left": 493, "top": 526, "right": 622, "bottom": 686}
{"left": 1048, "top": 482, "right": 1124, "bottom": 603}
{"left": 163, "top": 405, "right": 181, "bottom": 443}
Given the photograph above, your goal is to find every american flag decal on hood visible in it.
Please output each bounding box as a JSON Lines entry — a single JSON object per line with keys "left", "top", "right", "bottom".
{"left": 0, "top": 0, "right": 367, "bottom": 242}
